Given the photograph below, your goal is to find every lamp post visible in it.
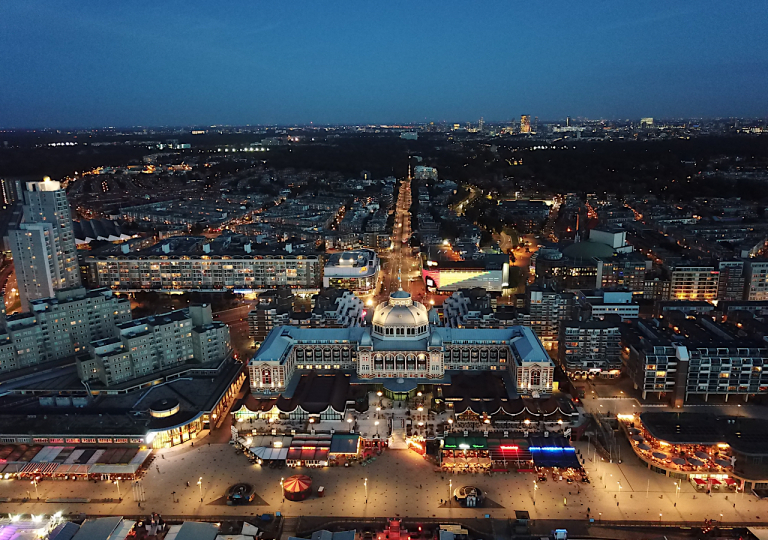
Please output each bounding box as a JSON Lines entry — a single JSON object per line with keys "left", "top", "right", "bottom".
{"left": 375, "top": 420, "right": 380, "bottom": 436}
{"left": 197, "top": 477, "right": 203, "bottom": 502}
{"left": 659, "top": 513, "right": 662, "bottom": 522}
{"left": 674, "top": 481, "right": 681, "bottom": 499}
{"left": 114, "top": 479, "right": 121, "bottom": 499}
{"left": 280, "top": 477, "right": 285, "bottom": 502}
{"left": 364, "top": 478, "right": 368, "bottom": 504}
{"left": 449, "top": 479, "right": 452, "bottom": 503}
{"left": 31, "top": 479, "right": 39, "bottom": 498}
{"left": 347, "top": 418, "right": 353, "bottom": 433}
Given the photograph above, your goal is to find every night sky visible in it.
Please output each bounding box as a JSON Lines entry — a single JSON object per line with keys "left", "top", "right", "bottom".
{"left": 1, "top": 1, "right": 766, "bottom": 128}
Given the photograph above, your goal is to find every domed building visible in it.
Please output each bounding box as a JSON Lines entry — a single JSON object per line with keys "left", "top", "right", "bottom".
{"left": 249, "top": 289, "right": 554, "bottom": 397}
{"left": 371, "top": 290, "right": 430, "bottom": 340}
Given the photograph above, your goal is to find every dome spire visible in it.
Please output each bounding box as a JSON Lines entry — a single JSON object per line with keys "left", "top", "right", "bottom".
{"left": 398, "top": 267, "right": 403, "bottom": 291}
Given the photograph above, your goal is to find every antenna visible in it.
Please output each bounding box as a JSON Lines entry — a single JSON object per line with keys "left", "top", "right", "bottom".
{"left": 398, "top": 268, "right": 403, "bottom": 291}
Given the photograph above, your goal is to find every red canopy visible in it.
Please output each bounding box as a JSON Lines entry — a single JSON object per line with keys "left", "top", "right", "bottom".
{"left": 725, "top": 478, "right": 737, "bottom": 486}
{"left": 283, "top": 475, "right": 312, "bottom": 493}
{"left": 693, "top": 478, "right": 707, "bottom": 485}
{"left": 709, "top": 478, "right": 721, "bottom": 485}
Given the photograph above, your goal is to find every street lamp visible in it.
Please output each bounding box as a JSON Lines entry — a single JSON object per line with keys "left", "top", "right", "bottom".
{"left": 674, "top": 481, "right": 681, "bottom": 499}
{"left": 114, "top": 479, "right": 121, "bottom": 499}
{"left": 375, "top": 420, "right": 380, "bottom": 435}
{"left": 364, "top": 478, "right": 368, "bottom": 504}
{"left": 449, "top": 479, "right": 452, "bottom": 503}
{"left": 31, "top": 479, "right": 39, "bottom": 498}
{"left": 280, "top": 477, "right": 285, "bottom": 501}
{"left": 197, "top": 477, "right": 203, "bottom": 502}
{"left": 347, "top": 418, "right": 353, "bottom": 432}
{"left": 533, "top": 480, "right": 538, "bottom": 506}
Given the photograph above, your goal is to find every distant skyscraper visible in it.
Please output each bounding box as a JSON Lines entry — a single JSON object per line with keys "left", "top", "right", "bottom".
{"left": 478, "top": 117, "right": 484, "bottom": 132}
{"left": 534, "top": 116, "right": 539, "bottom": 133}
{"left": 1, "top": 178, "right": 23, "bottom": 206}
{"left": 566, "top": 116, "right": 571, "bottom": 127}
{"left": 640, "top": 117, "right": 654, "bottom": 128}
{"left": 520, "top": 115, "right": 531, "bottom": 134}
{"left": 9, "top": 177, "right": 81, "bottom": 307}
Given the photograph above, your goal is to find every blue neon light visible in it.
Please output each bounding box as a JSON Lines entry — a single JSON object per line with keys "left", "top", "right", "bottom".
{"left": 529, "top": 447, "right": 576, "bottom": 452}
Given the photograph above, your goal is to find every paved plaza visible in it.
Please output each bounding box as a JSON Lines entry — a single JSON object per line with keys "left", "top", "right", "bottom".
{"left": 0, "top": 435, "right": 766, "bottom": 525}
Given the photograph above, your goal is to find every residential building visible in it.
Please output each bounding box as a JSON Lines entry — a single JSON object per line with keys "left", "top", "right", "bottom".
{"left": 668, "top": 265, "right": 719, "bottom": 301}
{"left": 525, "top": 283, "right": 576, "bottom": 348}
{"left": 622, "top": 315, "right": 768, "bottom": 406}
{"left": 85, "top": 236, "right": 321, "bottom": 292}
{"left": 248, "top": 288, "right": 365, "bottom": 343}
{"left": 77, "top": 304, "right": 230, "bottom": 387}
{"left": 576, "top": 289, "right": 639, "bottom": 321}
{"left": 0, "top": 287, "right": 130, "bottom": 373}
{"left": 744, "top": 260, "right": 768, "bottom": 301}
{"left": 559, "top": 318, "right": 622, "bottom": 378}
{"left": 9, "top": 178, "right": 81, "bottom": 307}
{"left": 717, "top": 260, "right": 746, "bottom": 301}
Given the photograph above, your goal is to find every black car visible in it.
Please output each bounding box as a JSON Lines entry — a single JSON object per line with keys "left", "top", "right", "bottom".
{"left": 227, "top": 483, "right": 255, "bottom": 505}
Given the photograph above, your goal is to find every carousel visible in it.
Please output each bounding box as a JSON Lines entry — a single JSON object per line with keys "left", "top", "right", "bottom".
{"left": 282, "top": 474, "right": 312, "bottom": 501}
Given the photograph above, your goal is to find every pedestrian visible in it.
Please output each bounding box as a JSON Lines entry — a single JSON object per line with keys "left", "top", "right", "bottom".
{"left": 186, "top": 481, "right": 190, "bottom": 487}
{"left": 734, "top": 503, "right": 736, "bottom": 508}
{"left": 191, "top": 442, "right": 194, "bottom": 447}
{"left": 674, "top": 502, "right": 676, "bottom": 507}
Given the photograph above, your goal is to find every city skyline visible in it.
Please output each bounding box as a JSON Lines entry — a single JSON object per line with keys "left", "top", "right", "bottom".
{"left": 1, "top": 1, "right": 767, "bottom": 128}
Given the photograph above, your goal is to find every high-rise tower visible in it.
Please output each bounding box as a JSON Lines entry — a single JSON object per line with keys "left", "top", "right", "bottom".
{"left": 9, "top": 177, "right": 81, "bottom": 307}
{"left": 520, "top": 115, "right": 531, "bottom": 134}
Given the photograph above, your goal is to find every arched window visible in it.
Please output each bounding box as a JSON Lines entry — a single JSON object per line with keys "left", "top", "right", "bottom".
{"left": 530, "top": 369, "right": 541, "bottom": 387}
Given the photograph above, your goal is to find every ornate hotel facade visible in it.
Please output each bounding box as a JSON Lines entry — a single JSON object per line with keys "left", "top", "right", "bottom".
{"left": 249, "top": 290, "right": 554, "bottom": 396}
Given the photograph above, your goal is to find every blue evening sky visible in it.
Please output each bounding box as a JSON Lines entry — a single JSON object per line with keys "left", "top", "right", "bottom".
{"left": 1, "top": 1, "right": 766, "bottom": 127}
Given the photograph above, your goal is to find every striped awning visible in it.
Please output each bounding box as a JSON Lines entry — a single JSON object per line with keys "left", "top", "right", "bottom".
{"left": 20, "top": 462, "right": 58, "bottom": 474}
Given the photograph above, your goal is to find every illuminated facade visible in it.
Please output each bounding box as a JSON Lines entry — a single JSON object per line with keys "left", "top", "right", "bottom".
{"left": 322, "top": 249, "right": 379, "bottom": 293}
{"left": 249, "top": 290, "right": 554, "bottom": 396}
{"left": 669, "top": 266, "right": 719, "bottom": 301}
{"left": 9, "top": 178, "right": 81, "bottom": 307}
{"left": 422, "top": 255, "right": 510, "bottom": 293}
{"left": 520, "top": 115, "right": 532, "bottom": 133}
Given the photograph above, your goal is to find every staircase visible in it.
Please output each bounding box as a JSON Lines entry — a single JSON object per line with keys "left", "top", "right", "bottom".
{"left": 389, "top": 427, "right": 408, "bottom": 449}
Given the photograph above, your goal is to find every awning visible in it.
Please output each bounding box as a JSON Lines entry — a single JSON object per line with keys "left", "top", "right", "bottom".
{"left": 300, "top": 448, "right": 315, "bottom": 461}
{"left": 725, "top": 478, "right": 737, "bottom": 486}
{"left": 54, "top": 464, "right": 89, "bottom": 475}
{"left": 687, "top": 458, "right": 704, "bottom": 467}
{"left": 286, "top": 448, "right": 301, "bottom": 461}
{"left": 715, "top": 459, "right": 731, "bottom": 468}
{"left": 709, "top": 478, "right": 721, "bottom": 485}
{"left": 20, "top": 462, "right": 57, "bottom": 475}
{"left": 671, "top": 457, "right": 686, "bottom": 465}
{"left": 693, "top": 478, "right": 707, "bottom": 485}
{"left": 88, "top": 463, "right": 140, "bottom": 475}
{"left": 695, "top": 451, "right": 711, "bottom": 460}
{"left": 638, "top": 443, "right": 651, "bottom": 451}
{"left": 631, "top": 435, "right": 644, "bottom": 442}
{"left": 652, "top": 452, "right": 667, "bottom": 460}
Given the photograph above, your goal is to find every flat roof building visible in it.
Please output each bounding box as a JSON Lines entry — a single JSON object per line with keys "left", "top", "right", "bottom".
{"left": 323, "top": 249, "right": 379, "bottom": 294}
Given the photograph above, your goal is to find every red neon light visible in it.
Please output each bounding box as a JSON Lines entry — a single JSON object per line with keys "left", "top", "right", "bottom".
{"left": 500, "top": 445, "right": 519, "bottom": 450}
